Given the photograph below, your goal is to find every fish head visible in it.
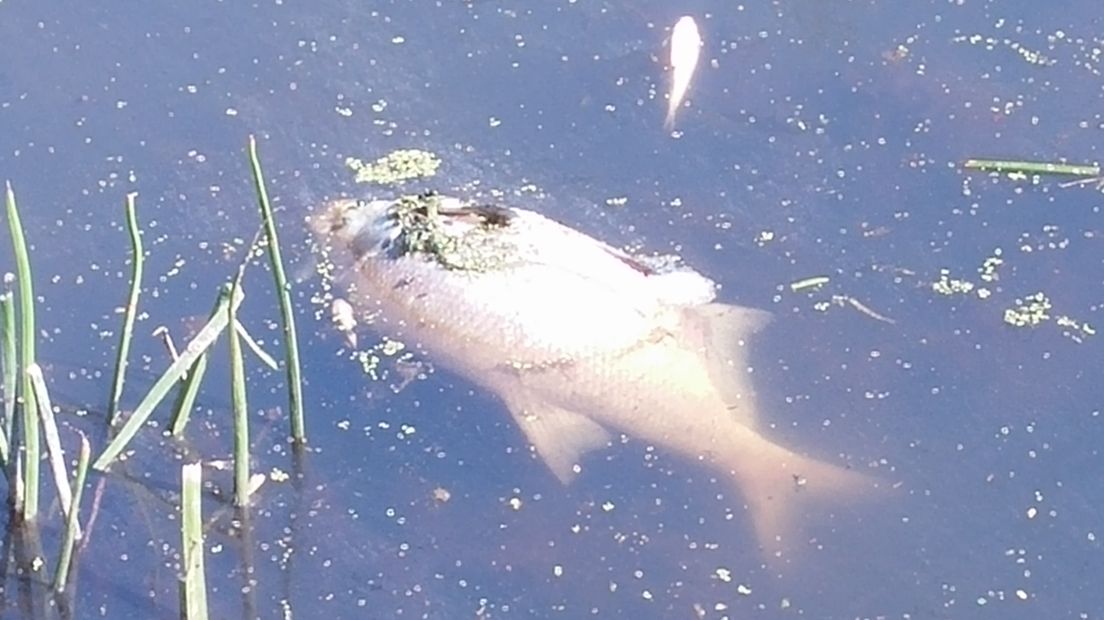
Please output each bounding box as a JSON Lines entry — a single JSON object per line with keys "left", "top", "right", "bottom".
{"left": 313, "top": 194, "right": 527, "bottom": 274}
{"left": 315, "top": 195, "right": 519, "bottom": 257}
{"left": 311, "top": 197, "right": 404, "bottom": 261}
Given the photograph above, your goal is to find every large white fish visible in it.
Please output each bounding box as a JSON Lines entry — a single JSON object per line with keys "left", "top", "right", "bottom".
{"left": 665, "top": 15, "right": 703, "bottom": 131}
{"left": 312, "top": 194, "right": 876, "bottom": 558}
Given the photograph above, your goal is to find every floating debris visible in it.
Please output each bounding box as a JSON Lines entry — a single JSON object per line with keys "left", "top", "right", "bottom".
{"left": 813, "top": 295, "right": 896, "bottom": 324}
{"left": 1003, "top": 292, "right": 1051, "bottom": 327}
{"left": 978, "top": 252, "right": 1004, "bottom": 282}
{"left": 789, "top": 275, "right": 830, "bottom": 293}
{"left": 1056, "top": 315, "right": 1096, "bottom": 343}
{"left": 932, "top": 269, "right": 976, "bottom": 296}
{"left": 1001, "top": 292, "right": 1094, "bottom": 342}
{"left": 964, "top": 158, "right": 1100, "bottom": 180}
{"left": 346, "top": 149, "right": 441, "bottom": 185}
{"left": 964, "top": 158, "right": 1099, "bottom": 176}
{"left": 754, "top": 230, "right": 775, "bottom": 247}
{"left": 951, "top": 34, "right": 1056, "bottom": 66}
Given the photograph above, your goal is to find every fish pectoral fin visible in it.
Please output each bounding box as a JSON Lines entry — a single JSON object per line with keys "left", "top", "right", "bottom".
{"left": 504, "top": 396, "right": 611, "bottom": 484}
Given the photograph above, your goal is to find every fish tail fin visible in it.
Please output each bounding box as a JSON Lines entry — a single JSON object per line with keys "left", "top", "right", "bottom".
{"left": 721, "top": 433, "right": 877, "bottom": 561}
{"left": 663, "top": 106, "right": 677, "bottom": 132}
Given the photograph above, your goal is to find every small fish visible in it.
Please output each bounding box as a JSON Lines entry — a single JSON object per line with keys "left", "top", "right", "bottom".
{"left": 331, "top": 297, "right": 358, "bottom": 348}
{"left": 313, "top": 194, "right": 878, "bottom": 559}
{"left": 665, "top": 15, "right": 703, "bottom": 131}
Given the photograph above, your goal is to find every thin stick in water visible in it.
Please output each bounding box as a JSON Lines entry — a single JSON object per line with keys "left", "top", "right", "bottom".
{"left": 5, "top": 181, "right": 39, "bottom": 518}
{"left": 107, "top": 193, "right": 144, "bottom": 425}
{"left": 180, "top": 462, "right": 209, "bottom": 620}
{"left": 53, "top": 433, "right": 89, "bottom": 592}
{"left": 248, "top": 136, "right": 305, "bottom": 442}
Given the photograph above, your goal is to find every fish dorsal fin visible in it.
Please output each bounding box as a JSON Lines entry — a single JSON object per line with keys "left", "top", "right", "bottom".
{"left": 501, "top": 394, "right": 611, "bottom": 483}
{"left": 682, "top": 303, "right": 772, "bottom": 427}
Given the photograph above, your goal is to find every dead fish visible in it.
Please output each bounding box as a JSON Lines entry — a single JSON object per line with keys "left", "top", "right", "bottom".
{"left": 665, "top": 15, "right": 703, "bottom": 131}
{"left": 312, "top": 194, "right": 877, "bottom": 558}
{"left": 331, "top": 297, "right": 358, "bottom": 348}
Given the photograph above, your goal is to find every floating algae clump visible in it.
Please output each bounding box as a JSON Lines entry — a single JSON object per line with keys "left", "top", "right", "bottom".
{"left": 1003, "top": 292, "right": 1052, "bottom": 327}
{"left": 1002, "top": 292, "right": 1096, "bottom": 342}
{"left": 390, "top": 194, "right": 520, "bottom": 272}
{"left": 932, "top": 269, "right": 975, "bottom": 296}
{"left": 346, "top": 149, "right": 441, "bottom": 185}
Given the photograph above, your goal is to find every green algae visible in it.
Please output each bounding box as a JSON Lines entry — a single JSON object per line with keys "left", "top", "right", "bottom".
{"left": 347, "top": 149, "right": 441, "bottom": 185}
{"left": 391, "top": 194, "right": 519, "bottom": 272}
{"left": 1003, "top": 292, "right": 1052, "bottom": 327}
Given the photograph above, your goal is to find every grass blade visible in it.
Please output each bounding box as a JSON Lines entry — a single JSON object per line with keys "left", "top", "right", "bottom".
{"left": 168, "top": 352, "right": 208, "bottom": 437}
{"left": 53, "top": 433, "right": 89, "bottom": 592}
{"left": 0, "top": 286, "right": 14, "bottom": 466}
{"left": 6, "top": 181, "right": 39, "bottom": 518}
{"left": 234, "top": 320, "right": 278, "bottom": 370}
{"left": 27, "top": 364, "right": 76, "bottom": 531}
{"left": 107, "top": 192, "right": 144, "bottom": 425}
{"left": 228, "top": 273, "right": 250, "bottom": 507}
{"left": 93, "top": 285, "right": 243, "bottom": 470}
{"left": 963, "top": 158, "right": 1100, "bottom": 177}
{"left": 167, "top": 290, "right": 230, "bottom": 437}
{"left": 247, "top": 136, "right": 305, "bottom": 442}
{"left": 180, "top": 462, "right": 209, "bottom": 620}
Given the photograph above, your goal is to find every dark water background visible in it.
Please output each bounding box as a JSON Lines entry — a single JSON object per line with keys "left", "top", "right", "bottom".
{"left": 1, "top": 1, "right": 1103, "bottom": 618}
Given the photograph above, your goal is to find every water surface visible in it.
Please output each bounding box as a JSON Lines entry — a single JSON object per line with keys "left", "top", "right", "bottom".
{"left": 1, "top": 1, "right": 1102, "bottom": 618}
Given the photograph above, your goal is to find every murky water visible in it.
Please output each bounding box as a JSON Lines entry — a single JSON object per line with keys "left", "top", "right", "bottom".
{"left": 1, "top": 1, "right": 1102, "bottom": 618}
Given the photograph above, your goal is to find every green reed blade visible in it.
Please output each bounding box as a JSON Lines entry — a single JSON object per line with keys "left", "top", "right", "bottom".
{"left": 228, "top": 270, "right": 250, "bottom": 507}
{"left": 181, "top": 462, "right": 209, "bottom": 620}
{"left": 107, "top": 193, "right": 144, "bottom": 425}
{"left": 248, "top": 136, "right": 305, "bottom": 442}
{"left": 0, "top": 288, "right": 14, "bottom": 466}
{"left": 964, "top": 158, "right": 1101, "bottom": 177}
{"left": 169, "top": 351, "right": 208, "bottom": 437}
{"left": 234, "top": 320, "right": 278, "bottom": 370}
{"left": 53, "top": 432, "right": 89, "bottom": 592}
{"left": 27, "top": 364, "right": 77, "bottom": 534}
{"left": 168, "top": 287, "right": 229, "bottom": 437}
{"left": 6, "top": 181, "right": 39, "bottom": 518}
{"left": 93, "top": 285, "right": 243, "bottom": 470}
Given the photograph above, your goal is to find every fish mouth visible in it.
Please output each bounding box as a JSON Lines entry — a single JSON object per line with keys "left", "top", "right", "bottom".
{"left": 313, "top": 197, "right": 403, "bottom": 260}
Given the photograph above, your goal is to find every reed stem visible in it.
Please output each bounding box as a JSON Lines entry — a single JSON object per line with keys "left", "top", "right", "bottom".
{"left": 247, "top": 136, "right": 305, "bottom": 442}
{"left": 107, "top": 193, "right": 144, "bottom": 425}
